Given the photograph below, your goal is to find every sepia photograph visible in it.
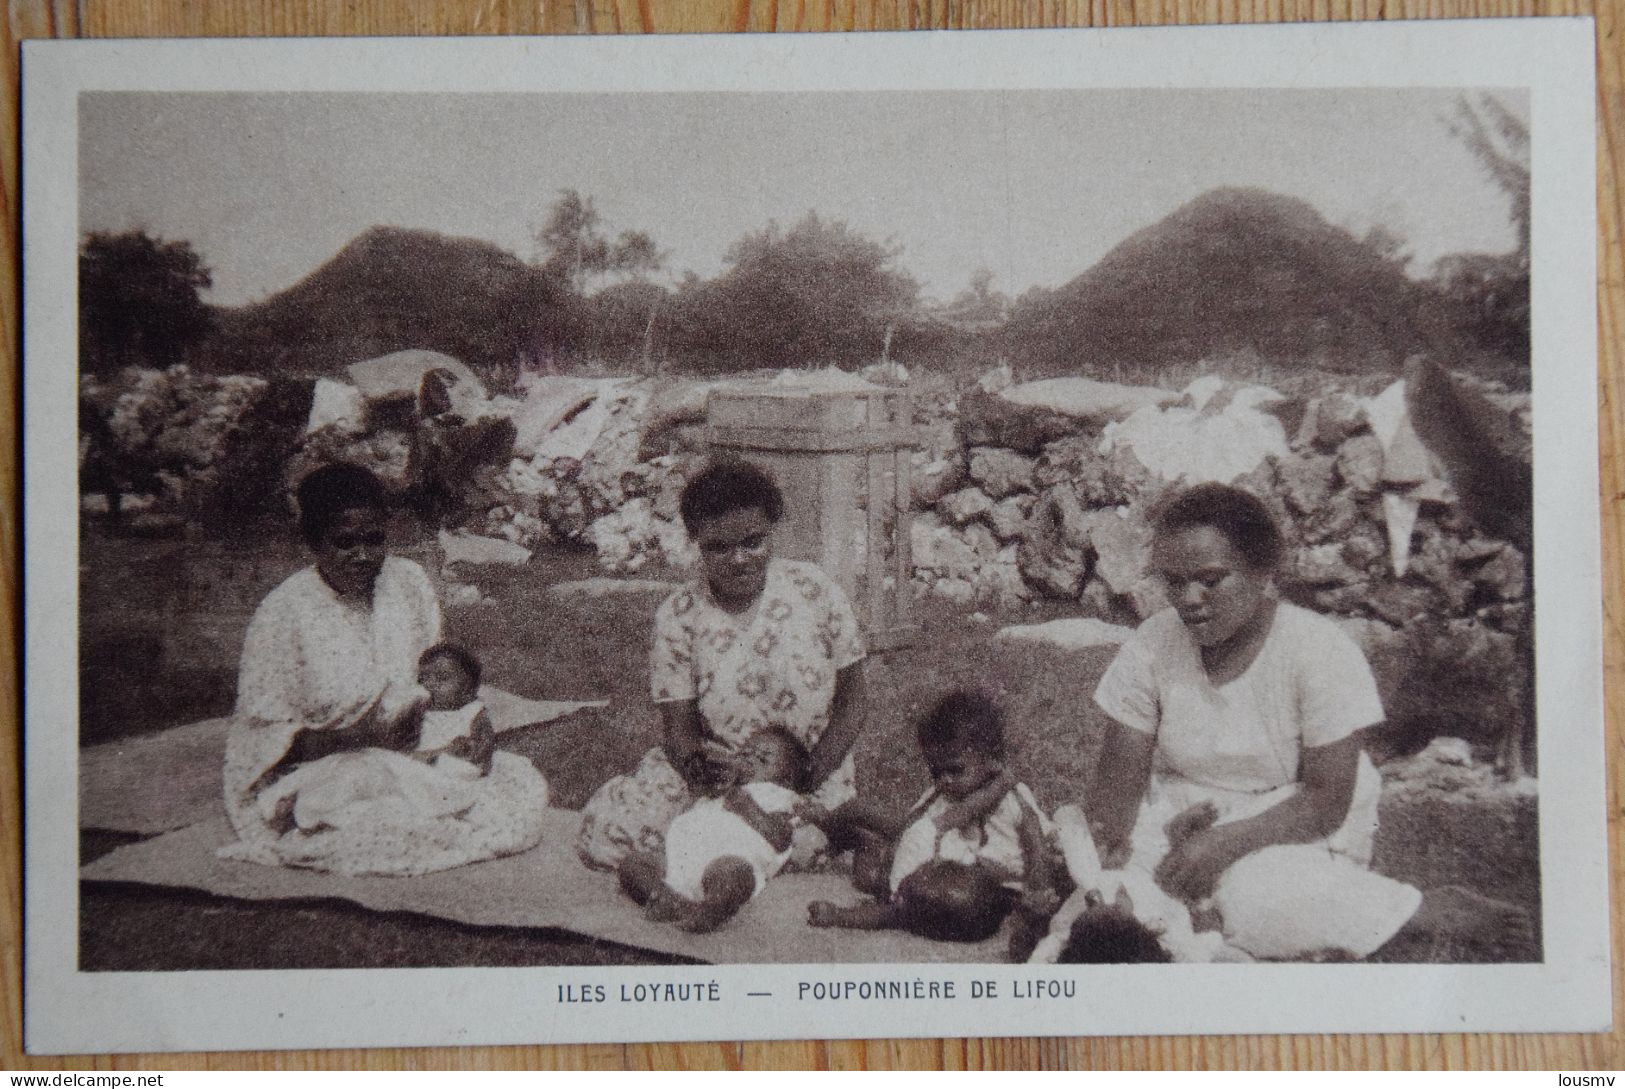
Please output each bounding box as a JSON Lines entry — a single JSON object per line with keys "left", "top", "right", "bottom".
{"left": 23, "top": 24, "right": 1606, "bottom": 1052}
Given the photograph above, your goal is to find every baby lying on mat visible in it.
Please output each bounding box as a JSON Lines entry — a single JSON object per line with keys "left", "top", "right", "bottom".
{"left": 617, "top": 728, "right": 811, "bottom": 933}
{"left": 1025, "top": 802, "right": 1234, "bottom": 964}
{"left": 804, "top": 691, "right": 1065, "bottom": 955}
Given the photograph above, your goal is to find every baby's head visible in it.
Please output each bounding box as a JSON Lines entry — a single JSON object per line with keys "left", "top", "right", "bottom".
{"left": 916, "top": 691, "right": 1006, "bottom": 802}
{"left": 735, "top": 727, "right": 811, "bottom": 792}
{"left": 895, "top": 860, "right": 1017, "bottom": 943}
{"left": 417, "top": 642, "right": 481, "bottom": 712}
{"left": 1057, "top": 893, "right": 1171, "bottom": 964}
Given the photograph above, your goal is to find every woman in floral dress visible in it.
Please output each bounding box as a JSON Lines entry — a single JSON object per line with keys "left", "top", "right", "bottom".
{"left": 577, "top": 460, "right": 867, "bottom": 869}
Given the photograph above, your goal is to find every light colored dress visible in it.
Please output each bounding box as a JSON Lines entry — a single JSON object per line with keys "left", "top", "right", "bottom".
{"left": 1091, "top": 601, "right": 1422, "bottom": 960}
{"left": 888, "top": 783, "right": 1051, "bottom": 894}
{"left": 662, "top": 781, "right": 801, "bottom": 901}
{"left": 219, "top": 557, "right": 551, "bottom": 876}
{"left": 417, "top": 700, "right": 490, "bottom": 780}
{"left": 576, "top": 558, "right": 866, "bottom": 869}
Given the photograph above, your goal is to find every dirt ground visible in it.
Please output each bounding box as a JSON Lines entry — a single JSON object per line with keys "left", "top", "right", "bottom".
{"left": 74, "top": 517, "right": 1542, "bottom": 968}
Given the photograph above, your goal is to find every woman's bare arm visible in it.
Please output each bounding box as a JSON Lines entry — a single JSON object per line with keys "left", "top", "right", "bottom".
{"left": 1085, "top": 719, "right": 1156, "bottom": 865}
{"left": 659, "top": 700, "right": 725, "bottom": 793}
{"left": 806, "top": 662, "right": 866, "bottom": 791}
{"left": 1156, "top": 733, "right": 1362, "bottom": 902}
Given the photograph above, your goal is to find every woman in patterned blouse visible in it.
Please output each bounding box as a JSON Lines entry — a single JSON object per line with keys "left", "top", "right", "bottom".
{"left": 577, "top": 460, "right": 868, "bottom": 870}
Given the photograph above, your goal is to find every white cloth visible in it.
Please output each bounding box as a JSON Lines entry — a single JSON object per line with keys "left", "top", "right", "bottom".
{"left": 889, "top": 782, "right": 1052, "bottom": 894}
{"left": 225, "top": 557, "right": 442, "bottom": 830}
{"left": 662, "top": 782, "right": 800, "bottom": 901}
{"left": 1030, "top": 805, "right": 1233, "bottom": 964}
{"left": 419, "top": 701, "right": 484, "bottom": 752}
{"left": 220, "top": 558, "right": 550, "bottom": 876}
{"left": 416, "top": 701, "right": 487, "bottom": 780}
{"left": 1091, "top": 602, "right": 1420, "bottom": 959}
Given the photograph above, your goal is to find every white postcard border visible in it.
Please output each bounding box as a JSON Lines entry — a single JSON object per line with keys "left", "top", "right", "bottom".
{"left": 22, "top": 20, "right": 1607, "bottom": 1053}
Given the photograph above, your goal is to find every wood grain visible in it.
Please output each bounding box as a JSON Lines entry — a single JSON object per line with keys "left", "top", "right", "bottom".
{"left": 3, "top": 0, "right": 1620, "bottom": 1070}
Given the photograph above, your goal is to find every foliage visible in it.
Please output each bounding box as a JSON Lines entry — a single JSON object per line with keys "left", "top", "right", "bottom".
{"left": 665, "top": 212, "right": 919, "bottom": 371}
{"left": 1426, "top": 95, "right": 1531, "bottom": 365}
{"left": 80, "top": 231, "right": 216, "bottom": 374}
{"left": 536, "top": 190, "right": 666, "bottom": 294}
{"left": 999, "top": 188, "right": 1437, "bottom": 379}
{"left": 83, "top": 365, "right": 312, "bottom": 517}
{"left": 210, "top": 227, "right": 572, "bottom": 391}
{"left": 942, "top": 267, "right": 1010, "bottom": 326}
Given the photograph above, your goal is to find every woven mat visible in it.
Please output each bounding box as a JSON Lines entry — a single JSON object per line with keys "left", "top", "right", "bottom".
{"left": 79, "top": 808, "right": 1008, "bottom": 965}
{"left": 79, "top": 688, "right": 607, "bottom": 834}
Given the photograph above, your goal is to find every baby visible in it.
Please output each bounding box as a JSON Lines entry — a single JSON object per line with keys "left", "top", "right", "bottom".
{"left": 253, "top": 643, "right": 492, "bottom": 836}
{"left": 805, "top": 691, "right": 1061, "bottom": 950}
{"left": 413, "top": 642, "right": 495, "bottom": 779}
{"left": 617, "top": 727, "right": 810, "bottom": 933}
{"left": 1022, "top": 802, "right": 1232, "bottom": 964}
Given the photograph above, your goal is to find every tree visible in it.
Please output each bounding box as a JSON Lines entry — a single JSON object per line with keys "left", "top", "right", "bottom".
{"left": 1446, "top": 94, "right": 1530, "bottom": 266}
{"left": 1432, "top": 94, "right": 1531, "bottom": 363}
{"left": 79, "top": 230, "right": 215, "bottom": 373}
{"left": 945, "top": 266, "right": 1010, "bottom": 325}
{"left": 536, "top": 190, "right": 613, "bottom": 292}
{"left": 675, "top": 211, "right": 919, "bottom": 370}
{"left": 536, "top": 191, "right": 668, "bottom": 296}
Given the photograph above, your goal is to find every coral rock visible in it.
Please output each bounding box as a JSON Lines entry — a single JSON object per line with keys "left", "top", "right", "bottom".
{"left": 938, "top": 486, "right": 994, "bottom": 527}
{"left": 987, "top": 494, "right": 1037, "bottom": 542}
{"left": 967, "top": 447, "right": 1037, "bottom": 499}
{"left": 1335, "top": 433, "right": 1385, "bottom": 493}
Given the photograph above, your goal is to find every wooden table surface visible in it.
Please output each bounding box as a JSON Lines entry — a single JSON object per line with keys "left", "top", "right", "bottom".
{"left": 2, "top": 0, "right": 1620, "bottom": 1071}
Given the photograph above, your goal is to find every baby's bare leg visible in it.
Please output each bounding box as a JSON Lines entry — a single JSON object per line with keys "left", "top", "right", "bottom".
{"left": 677, "top": 856, "right": 757, "bottom": 933}
{"left": 851, "top": 832, "right": 895, "bottom": 898}
{"left": 618, "top": 851, "right": 666, "bottom": 906}
{"left": 807, "top": 898, "right": 906, "bottom": 930}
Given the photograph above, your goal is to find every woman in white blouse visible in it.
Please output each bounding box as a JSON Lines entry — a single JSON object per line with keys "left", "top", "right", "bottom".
{"left": 1083, "top": 483, "right": 1525, "bottom": 960}
{"left": 220, "top": 463, "right": 549, "bottom": 876}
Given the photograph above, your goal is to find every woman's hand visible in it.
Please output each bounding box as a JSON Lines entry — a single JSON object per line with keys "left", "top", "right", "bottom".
{"left": 1154, "top": 825, "right": 1243, "bottom": 903}
{"left": 660, "top": 702, "right": 735, "bottom": 794}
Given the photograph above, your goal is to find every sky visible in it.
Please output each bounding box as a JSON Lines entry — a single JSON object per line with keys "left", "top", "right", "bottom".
{"left": 78, "top": 89, "right": 1527, "bottom": 308}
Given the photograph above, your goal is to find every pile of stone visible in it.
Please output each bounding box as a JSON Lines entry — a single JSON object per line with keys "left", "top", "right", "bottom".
{"left": 908, "top": 370, "right": 1532, "bottom": 654}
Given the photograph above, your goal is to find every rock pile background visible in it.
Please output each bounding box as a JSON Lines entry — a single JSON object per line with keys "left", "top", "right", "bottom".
{"left": 81, "top": 360, "right": 1533, "bottom": 762}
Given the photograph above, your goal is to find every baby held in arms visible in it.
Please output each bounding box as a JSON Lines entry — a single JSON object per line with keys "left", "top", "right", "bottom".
{"left": 617, "top": 727, "right": 813, "bottom": 933}
{"left": 413, "top": 642, "right": 495, "bottom": 778}
{"left": 252, "top": 641, "right": 496, "bottom": 837}
{"left": 804, "top": 691, "right": 1064, "bottom": 954}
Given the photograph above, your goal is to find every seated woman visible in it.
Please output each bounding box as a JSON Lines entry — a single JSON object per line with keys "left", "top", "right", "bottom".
{"left": 219, "top": 463, "right": 551, "bottom": 877}
{"left": 1084, "top": 483, "right": 1528, "bottom": 961}
{"left": 576, "top": 460, "right": 868, "bottom": 871}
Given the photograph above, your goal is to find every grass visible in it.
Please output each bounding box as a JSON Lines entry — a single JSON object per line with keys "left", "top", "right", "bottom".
{"left": 76, "top": 518, "right": 1541, "bottom": 967}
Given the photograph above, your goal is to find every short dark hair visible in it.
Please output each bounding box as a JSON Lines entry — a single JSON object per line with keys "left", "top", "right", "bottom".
{"left": 896, "top": 861, "right": 1018, "bottom": 943}
{"left": 678, "top": 459, "right": 785, "bottom": 533}
{"left": 916, "top": 690, "right": 1006, "bottom": 759}
{"left": 1151, "top": 483, "right": 1285, "bottom": 572}
{"left": 418, "top": 641, "right": 482, "bottom": 688}
{"left": 1058, "top": 904, "right": 1171, "bottom": 964}
{"left": 296, "top": 463, "right": 390, "bottom": 548}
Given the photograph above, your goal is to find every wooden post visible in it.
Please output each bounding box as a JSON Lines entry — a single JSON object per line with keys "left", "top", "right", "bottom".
{"left": 706, "top": 382, "right": 919, "bottom": 650}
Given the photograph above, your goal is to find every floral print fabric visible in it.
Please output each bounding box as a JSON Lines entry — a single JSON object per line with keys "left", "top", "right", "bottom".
{"left": 576, "top": 559, "right": 866, "bottom": 869}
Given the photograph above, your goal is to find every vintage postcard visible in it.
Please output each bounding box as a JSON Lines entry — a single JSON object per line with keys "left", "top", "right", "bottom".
{"left": 23, "top": 21, "right": 1605, "bottom": 1053}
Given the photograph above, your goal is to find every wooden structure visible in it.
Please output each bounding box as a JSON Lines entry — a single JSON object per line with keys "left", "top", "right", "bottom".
{"left": 706, "top": 381, "right": 919, "bottom": 650}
